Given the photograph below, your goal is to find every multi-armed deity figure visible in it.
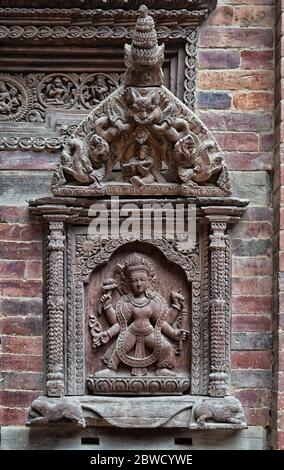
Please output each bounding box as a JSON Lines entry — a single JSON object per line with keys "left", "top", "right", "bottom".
{"left": 90, "top": 253, "right": 188, "bottom": 377}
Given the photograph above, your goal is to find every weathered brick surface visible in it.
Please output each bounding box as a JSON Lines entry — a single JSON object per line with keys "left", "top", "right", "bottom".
{"left": 273, "top": 0, "right": 284, "bottom": 450}
{"left": 1, "top": 372, "right": 43, "bottom": 391}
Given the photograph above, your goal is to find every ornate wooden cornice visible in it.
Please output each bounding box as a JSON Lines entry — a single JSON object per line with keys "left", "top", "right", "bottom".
{"left": 0, "top": 1, "right": 217, "bottom": 12}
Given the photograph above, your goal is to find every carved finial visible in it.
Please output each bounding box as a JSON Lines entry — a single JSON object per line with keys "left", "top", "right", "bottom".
{"left": 124, "top": 4, "right": 164, "bottom": 86}
{"left": 139, "top": 5, "right": 149, "bottom": 17}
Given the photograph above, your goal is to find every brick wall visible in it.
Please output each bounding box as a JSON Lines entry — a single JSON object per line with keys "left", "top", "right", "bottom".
{"left": 272, "top": 0, "right": 284, "bottom": 451}
{"left": 0, "top": 208, "right": 44, "bottom": 424}
{"left": 0, "top": 0, "right": 279, "bottom": 448}
{"left": 196, "top": 0, "right": 275, "bottom": 434}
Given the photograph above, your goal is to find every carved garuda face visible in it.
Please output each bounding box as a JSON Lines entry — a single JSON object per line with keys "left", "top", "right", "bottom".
{"left": 125, "top": 88, "right": 162, "bottom": 126}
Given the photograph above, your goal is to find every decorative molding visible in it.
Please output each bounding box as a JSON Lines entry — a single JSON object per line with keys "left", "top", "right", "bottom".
{"left": 0, "top": 24, "right": 195, "bottom": 42}
{"left": 184, "top": 28, "right": 199, "bottom": 111}
{"left": 0, "top": 1, "right": 216, "bottom": 13}
{"left": 201, "top": 226, "right": 210, "bottom": 394}
{"left": 45, "top": 220, "right": 66, "bottom": 397}
{"left": 0, "top": 8, "right": 207, "bottom": 21}
{"left": 0, "top": 72, "right": 122, "bottom": 123}
{"left": 208, "top": 221, "right": 229, "bottom": 397}
{"left": 0, "top": 136, "right": 62, "bottom": 151}
{"left": 87, "top": 376, "right": 190, "bottom": 395}
{"left": 75, "top": 236, "right": 199, "bottom": 284}
{"left": 191, "top": 280, "right": 201, "bottom": 395}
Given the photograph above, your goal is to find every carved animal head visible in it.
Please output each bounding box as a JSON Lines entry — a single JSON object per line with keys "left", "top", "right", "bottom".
{"left": 125, "top": 88, "right": 162, "bottom": 125}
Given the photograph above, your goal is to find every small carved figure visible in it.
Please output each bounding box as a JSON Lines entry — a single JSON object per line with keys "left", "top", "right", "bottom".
{"left": 45, "top": 76, "right": 72, "bottom": 106}
{"left": 122, "top": 143, "right": 164, "bottom": 187}
{"left": 125, "top": 88, "right": 162, "bottom": 126}
{"left": 61, "top": 134, "right": 109, "bottom": 189}
{"left": 0, "top": 80, "right": 22, "bottom": 115}
{"left": 90, "top": 253, "right": 189, "bottom": 377}
{"left": 28, "top": 397, "right": 85, "bottom": 428}
{"left": 194, "top": 397, "right": 245, "bottom": 425}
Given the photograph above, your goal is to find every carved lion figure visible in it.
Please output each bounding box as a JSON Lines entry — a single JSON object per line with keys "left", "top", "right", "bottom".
{"left": 27, "top": 397, "right": 85, "bottom": 428}
{"left": 193, "top": 397, "right": 245, "bottom": 425}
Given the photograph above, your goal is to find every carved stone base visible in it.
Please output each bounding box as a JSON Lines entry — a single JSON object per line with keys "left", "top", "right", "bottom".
{"left": 52, "top": 182, "right": 230, "bottom": 197}
{"left": 87, "top": 376, "right": 190, "bottom": 395}
{"left": 27, "top": 396, "right": 247, "bottom": 430}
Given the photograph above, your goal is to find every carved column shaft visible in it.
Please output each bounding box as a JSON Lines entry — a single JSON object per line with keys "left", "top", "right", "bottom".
{"left": 46, "top": 220, "right": 65, "bottom": 397}
{"left": 208, "top": 221, "right": 229, "bottom": 397}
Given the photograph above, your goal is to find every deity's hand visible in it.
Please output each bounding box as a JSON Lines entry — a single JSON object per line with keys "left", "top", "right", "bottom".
{"left": 172, "top": 329, "right": 188, "bottom": 342}
{"left": 100, "top": 292, "right": 112, "bottom": 311}
{"left": 93, "top": 331, "right": 110, "bottom": 349}
{"left": 171, "top": 290, "right": 185, "bottom": 310}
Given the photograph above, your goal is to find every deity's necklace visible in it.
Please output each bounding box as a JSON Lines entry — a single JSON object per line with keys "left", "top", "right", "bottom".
{"left": 130, "top": 295, "right": 151, "bottom": 308}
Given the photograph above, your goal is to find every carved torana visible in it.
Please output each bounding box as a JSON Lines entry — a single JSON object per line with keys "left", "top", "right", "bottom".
{"left": 52, "top": 6, "right": 230, "bottom": 197}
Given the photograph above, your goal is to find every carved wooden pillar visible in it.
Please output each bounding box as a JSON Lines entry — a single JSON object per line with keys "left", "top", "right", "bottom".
{"left": 208, "top": 219, "right": 230, "bottom": 397}
{"left": 44, "top": 218, "right": 66, "bottom": 397}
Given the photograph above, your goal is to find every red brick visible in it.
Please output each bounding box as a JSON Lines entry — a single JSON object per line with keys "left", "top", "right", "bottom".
{"left": 198, "top": 50, "right": 240, "bottom": 69}
{"left": 241, "top": 50, "right": 274, "bottom": 70}
{"left": 200, "top": 112, "right": 272, "bottom": 132}
{"left": 232, "top": 351, "right": 271, "bottom": 369}
{"left": 0, "top": 279, "right": 42, "bottom": 297}
{"left": 0, "top": 316, "right": 43, "bottom": 336}
{"left": 199, "top": 27, "right": 273, "bottom": 49}
{"left": 233, "top": 257, "right": 272, "bottom": 276}
{"left": 1, "top": 372, "right": 43, "bottom": 391}
{"left": 279, "top": 372, "right": 284, "bottom": 391}
{"left": 0, "top": 261, "right": 25, "bottom": 279}
{"left": 0, "top": 151, "right": 58, "bottom": 170}
{"left": 24, "top": 261, "right": 42, "bottom": 280}
{"left": 206, "top": 6, "right": 234, "bottom": 25}
{"left": 0, "top": 390, "right": 40, "bottom": 407}
{"left": 214, "top": 132, "right": 258, "bottom": 152}
{"left": 244, "top": 407, "right": 270, "bottom": 426}
{"left": 235, "top": 388, "right": 270, "bottom": 407}
{"left": 280, "top": 252, "right": 284, "bottom": 271}
{"left": 234, "top": 6, "right": 274, "bottom": 27}
{"left": 233, "top": 92, "right": 273, "bottom": 111}
{"left": 242, "top": 207, "right": 272, "bottom": 222}
{"left": 227, "top": 0, "right": 274, "bottom": 4}
{"left": 232, "top": 221, "right": 272, "bottom": 238}
{"left": 278, "top": 392, "right": 284, "bottom": 411}
{"left": 0, "top": 297, "right": 42, "bottom": 316}
{"left": 225, "top": 151, "right": 272, "bottom": 171}
{"left": 232, "top": 277, "right": 272, "bottom": 296}
{"left": 198, "top": 71, "right": 273, "bottom": 91}
{"left": 0, "top": 224, "right": 42, "bottom": 241}
{"left": 0, "top": 406, "right": 28, "bottom": 426}
{"left": 260, "top": 133, "right": 274, "bottom": 151}
{"left": 232, "top": 296, "right": 272, "bottom": 314}
{"left": 277, "top": 431, "right": 284, "bottom": 450}
{"left": 0, "top": 241, "right": 42, "bottom": 260}
{"left": 0, "top": 206, "right": 30, "bottom": 223}
{"left": 1, "top": 354, "right": 43, "bottom": 372}
{"left": 232, "top": 314, "right": 271, "bottom": 332}
{"left": 279, "top": 351, "right": 284, "bottom": 371}
{"left": 1, "top": 336, "right": 43, "bottom": 355}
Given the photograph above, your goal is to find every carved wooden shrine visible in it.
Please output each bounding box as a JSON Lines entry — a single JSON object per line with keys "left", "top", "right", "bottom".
{"left": 26, "top": 3, "right": 248, "bottom": 430}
